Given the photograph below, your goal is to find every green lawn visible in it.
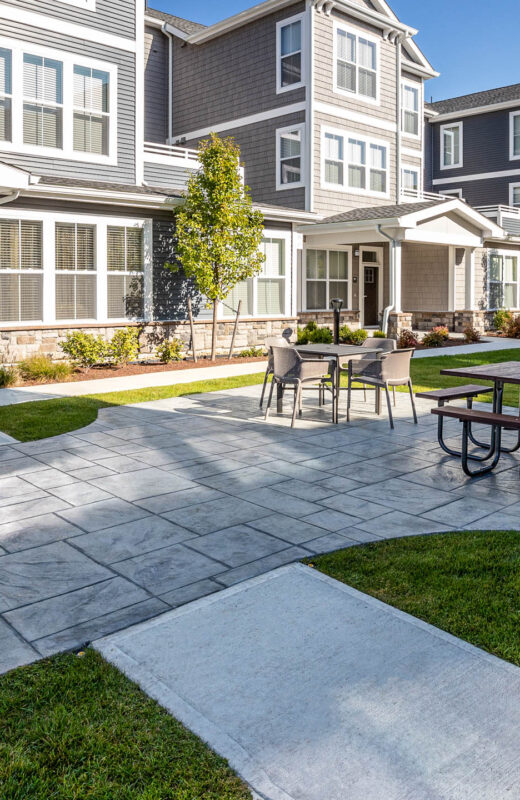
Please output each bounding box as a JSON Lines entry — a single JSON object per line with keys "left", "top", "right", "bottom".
{"left": 308, "top": 529, "right": 520, "bottom": 667}
{"left": 0, "top": 650, "right": 251, "bottom": 800}
{"left": 1, "top": 348, "right": 520, "bottom": 443}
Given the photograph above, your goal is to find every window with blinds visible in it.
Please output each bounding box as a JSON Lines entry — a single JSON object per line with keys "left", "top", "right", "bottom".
{"left": 258, "top": 238, "right": 286, "bottom": 316}
{"left": 73, "top": 65, "right": 109, "bottom": 155}
{"left": 107, "top": 226, "right": 144, "bottom": 319}
{"left": 23, "top": 54, "right": 63, "bottom": 149}
{"left": 0, "top": 219, "right": 43, "bottom": 322}
{"left": 0, "top": 48, "right": 12, "bottom": 142}
{"left": 55, "top": 223, "right": 96, "bottom": 320}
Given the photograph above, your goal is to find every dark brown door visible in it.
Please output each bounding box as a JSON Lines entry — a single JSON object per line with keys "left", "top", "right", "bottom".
{"left": 364, "top": 267, "right": 379, "bottom": 326}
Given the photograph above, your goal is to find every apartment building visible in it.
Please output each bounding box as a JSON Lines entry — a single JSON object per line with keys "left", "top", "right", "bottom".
{"left": 0, "top": 0, "right": 517, "bottom": 362}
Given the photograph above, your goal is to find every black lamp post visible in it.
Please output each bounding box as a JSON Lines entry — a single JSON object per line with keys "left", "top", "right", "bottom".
{"left": 330, "top": 298, "right": 343, "bottom": 345}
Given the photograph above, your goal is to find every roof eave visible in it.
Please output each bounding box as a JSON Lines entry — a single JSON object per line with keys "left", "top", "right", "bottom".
{"left": 22, "top": 185, "right": 183, "bottom": 208}
{"left": 432, "top": 97, "right": 520, "bottom": 122}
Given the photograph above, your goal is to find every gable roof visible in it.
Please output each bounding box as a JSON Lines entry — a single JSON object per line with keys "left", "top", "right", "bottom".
{"left": 146, "top": 7, "right": 206, "bottom": 35}
{"left": 322, "top": 201, "right": 440, "bottom": 224}
{"left": 430, "top": 83, "right": 520, "bottom": 116}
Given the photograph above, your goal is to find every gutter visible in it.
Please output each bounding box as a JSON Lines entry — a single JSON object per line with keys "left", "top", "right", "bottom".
{"left": 0, "top": 190, "right": 20, "bottom": 205}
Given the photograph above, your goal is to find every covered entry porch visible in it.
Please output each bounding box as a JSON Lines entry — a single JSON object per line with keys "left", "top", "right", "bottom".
{"left": 298, "top": 199, "right": 504, "bottom": 335}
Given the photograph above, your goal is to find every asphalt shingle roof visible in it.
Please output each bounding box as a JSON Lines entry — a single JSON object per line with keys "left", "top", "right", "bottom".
{"left": 38, "top": 175, "right": 182, "bottom": 197}
{"left": 430, "top": 84, "right": 520, "bottom": 115}
{"left": 322, "top": 201, "right": 444, "bottom": 224}
{"left": 146, "top": 7, "right": 206, "bottom": 35}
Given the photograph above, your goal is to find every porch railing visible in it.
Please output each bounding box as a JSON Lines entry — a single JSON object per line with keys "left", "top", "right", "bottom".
{"left": 144, "top": 142, "right": 200, "bottom": 166}
{"left": 475, "top": 204, "right": 520, "bottom": 220}
{"left": 399, "top": 188, "right": 454, "bottom": 202}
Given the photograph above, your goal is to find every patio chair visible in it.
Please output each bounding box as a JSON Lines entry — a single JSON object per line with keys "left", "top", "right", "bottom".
{"left": 264, "top": 346, "right": 333, "bottom": 428}
{"left": 259, "top": 336, "right": 290, "bottom": 408}
{"left": 346, "top": 348, "right": 417, "bottom": 429}
{"left": 344, "top": 337, "right": 396, "bottom": 402}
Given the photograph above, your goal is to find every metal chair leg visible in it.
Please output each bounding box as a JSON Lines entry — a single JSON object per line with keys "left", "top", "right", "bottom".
{"left": 264, "top": 378, "right": 276, "bottom": 421}
{"left": 363, "top": 387, "right": 367, "bottom": 402}
{"left": 408, "top": 380, "right": 418, "bottom": 424}
{"left": 385, "top": 384, "right": 394, "bottom": 429}
{"left": 259, "top": 368, "right": 271, "bottom": 408}
{"left": 347, "top": 376, "right": 352, "bottom": 422}
{"left": 292, "top": 383, "right": 301, "bottom": 428}
{"left": 393, "top": 387, "right": 397, "bottom": 407}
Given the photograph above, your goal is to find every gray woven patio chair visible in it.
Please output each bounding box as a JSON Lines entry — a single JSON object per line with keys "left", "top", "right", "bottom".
{"left": 347, "top": 347, "right": 417, "bottom": 429}
{"left": 265, "top": 346, "right": 333, "bottom": 428}
{"left": 259, "top": 336, "right": 290, "bottom": 408}
{"left": 343, "top": 337, "right": 397, "bottom": 402}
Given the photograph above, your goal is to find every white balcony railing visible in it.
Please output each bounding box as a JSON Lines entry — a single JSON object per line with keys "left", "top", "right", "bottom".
{"left": 399, "top": 188, "right": 454, "bottom": 203}
{"left": 475, "top": 204, "right": 520, "bottom": 221}
{"left": 144, "top": 141, "right": 200, "bottom": 167}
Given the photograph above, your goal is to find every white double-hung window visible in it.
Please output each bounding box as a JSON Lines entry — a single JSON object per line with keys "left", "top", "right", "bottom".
{"left": 510, "top": 112, "right": 520, "bottom": 160}
{"left": 0, "top": 48, "right": 12, "bottom": 142}
{"left": 55, "top": 223, "right": 97, "bottom": 320}
{"left": 441, "top": 122, "right": 462, "bottom": 169}
{"left": 335, "top": 24, "right": 378, "bottom": 101}
{"left": 277, "top": 15, "right": 304, "bottom": 93}
{"left": 0, "top": 219, "right": 43, "bottom": 323}
{"left": 323, "top": 128, "right": 388, "bottom": 196}
{"left": 402, "top": 166, "right": 419, "bottom": 192}
{"left": 223, "top": 233, "right": 289, "bottom": 317}
{"left": 305, "top": 249, "right": 350, "bottom": 311}
{"left": 23, "top": 54, "right": 63, "bottom": 149}
{"left": 401, "top": 82, "right": 420, "bottom": 137}
{"left": 276, "top": 124, "right": 304, "bottom": 189}
{"left": 0, "top": 37, "right": 116, "bottom": 163}
{"left": 107, "top": 226, "right": 145, "bottom": 320}
{"left": 488, "top": 252, "right": 519, "bottom": 310}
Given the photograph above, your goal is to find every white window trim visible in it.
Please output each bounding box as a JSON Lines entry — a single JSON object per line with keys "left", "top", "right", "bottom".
{"left": 276, "top": 123, "right": 305, "bottom": 191}
{"left": 486, "top": 249, "right": 520, "bottom": 311}
{"left": 401, "top": 163, "right": 420, "bottom": 192}
{"left": 276, "top": 13, "right": 306, "bottom": 95}
{"left": 401, "top": 80, "right": 422, "bottom": 141}
{"left": 61, "top": 0, "right": 96, "bottom": 9}
{"left": 0, "top": 208, "right": 151, "bottom": 327}
{"left": 220, "top": 228, "right": 293, "bottom": 319}
{"left": 440, "top": 121, "right": 463, "bottom": 170}
{"left": 510, "top": 111, "right": 520, "bottom": 161}
{"left": 442, "top": 188, "right": 463, "bottom": 199}
{"left": 333, "top": 21, "right": 380, "bottom": 106}
{"left": 321, "top": 125, "right": 390, "bottom": 199}
{"left": 0, "top": 36, "right": 117, "bottom": 165}
{"left": 302, "top": 245, "right": 353, "bottom": 312}
{"left": 510, "top": 181, "right": 520, "bottom": 206}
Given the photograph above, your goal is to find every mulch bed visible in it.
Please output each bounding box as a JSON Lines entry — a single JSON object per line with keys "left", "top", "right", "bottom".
{"left": 414, "top": 339, "right": 477, "bottom": 351}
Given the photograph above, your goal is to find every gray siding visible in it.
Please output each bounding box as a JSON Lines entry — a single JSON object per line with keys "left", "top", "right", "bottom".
{"left": 144, "top": 162, "right": 194, "bottom": 191}
{"left": 184, "top": 112, "right": 306, "bottom": 209}
{"left": 144, "top": 25, "right": 168, "bottom": 144}
{"left": 0, "top": 0, "right": 136, "bottom": 40}
{"left": 0, "top": 21, "right": 136, "bottom": 184}
{"left": 433, "top": 176, "right": 517, "bottom": 208}
{"left": 171, "top": 2, "right": 306, "bottom": 138}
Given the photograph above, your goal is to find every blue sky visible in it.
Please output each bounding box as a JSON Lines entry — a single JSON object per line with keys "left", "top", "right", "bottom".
{"left": 148, "top": 0, "right": 520, "bottom": 101}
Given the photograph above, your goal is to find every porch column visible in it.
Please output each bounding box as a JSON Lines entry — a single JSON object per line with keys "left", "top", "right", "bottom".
{"left": 465, "top": 248, "right": 476, "bottom": 310}
{"left": 394, "top": 240, "right": 402, "bottom": 314}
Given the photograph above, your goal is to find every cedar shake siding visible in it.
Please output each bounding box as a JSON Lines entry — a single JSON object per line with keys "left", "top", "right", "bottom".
{"left": 402, "top": 244, "right": 449, "bottom": 312}
{"left": 171, "top": 2, "right": 306, "bottom": 138}
{"left": 144, "top": 24, "right": 169, "bottom": 144}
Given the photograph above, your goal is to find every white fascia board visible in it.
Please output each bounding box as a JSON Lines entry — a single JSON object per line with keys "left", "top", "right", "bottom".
{"left": 404, "top": 198, "right": 505, "bottom": 238}
{"left": 255, "top": 204, "right": 320, "bottom": 223}
{"left": 172, "top": 102, "right": 306, "bottom": 143}
{"left": 401, "top": 41, "right": 439, "bottom": 79}
{"left": 23, "top": 186, "right": 182, "bottom": 208}
{"left": 162, "top": 23, "right": 191, "bottom": 42}
{"left": 402, "top": 228, "right": 483, "bottom": 247}
{"left": 295, "top": 217, "right": 400, "bottom": 235}
{"left": 144, "top": 15, "right": 163, "bottom": 28}
{"left": 324, "top": 0, "right": 417, "bottom": 37}
{"left": 433, "top": 167, "right": 520, "bottom": 185}
{"left": 0, "top": 162, "right": 40, "bottom": 190}
{"left": 433, "top": 98, "right": 520, "bottom": 123}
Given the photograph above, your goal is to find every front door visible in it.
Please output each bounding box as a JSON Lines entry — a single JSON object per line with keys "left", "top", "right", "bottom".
{"left": 363, "top": 266, "right": 379, "bottom": 326}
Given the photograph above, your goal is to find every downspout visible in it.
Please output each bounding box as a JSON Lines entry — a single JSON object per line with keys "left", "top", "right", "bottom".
{"left": 162, "top": 24, "right": 173, "bottom": 143}
{"left": 378, "top": 224, "right": 396, "bottom": 335}
{"left": 0, "top": 191, "right": 20, "bottom": 205}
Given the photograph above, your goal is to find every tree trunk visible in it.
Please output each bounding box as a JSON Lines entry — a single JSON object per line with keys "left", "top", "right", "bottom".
{"left": 211, "top": 300, "right": 218, "bottom": 361}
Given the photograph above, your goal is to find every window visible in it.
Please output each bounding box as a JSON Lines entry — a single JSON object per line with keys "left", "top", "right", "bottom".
{"left": 55, "top": 223, "right": 96, "bottom": 320}
{"left": 401, "top": 83, "right": 419, "bottom": 136}
{"left": 0, "top": 48, "right": 12, "bottom": 142}
{"left": 23, "top": 54, "right": 63, "bottom": 148}
{"left": 73, "top": 66, "right": 109, "bottom": 155}
{"left": 510, "top": 112, "right": 520, "bottom": 160}
{"left": 442, "top": 188, "right": 463, "bottom": 199}
{"left": 510, "top": 183, "right": 520, "bottom": 207}
{"left": 441, "top": 122, "right": 462, "bottom": 169}
{"left": 402, "top": 167, "right": 419, "bottom": 192}
{"left": 276, "top": 125, "right": 304, "bottom": 190}
{"left": 323, "top": 129, "right": 388, "bottom": 196}
{"left": 306, "top": 249, "right": 350, "bottom": 311}
{"left": 335, "top": 25, "right": 378, "bottom": 101}
{"left": 0, "top": 219, "right": 43, "bottom": 322}
{"left": 223, "top": 235, "right": 288, "bottom": 317}
{"left": 107, "top": 226, "right": 144, "bottom": 319}
{"left": 277, "top": 15, "right": 304, "bottom": 93}
{"left": 488, "top": 252, "right": 519, "bottom": 310}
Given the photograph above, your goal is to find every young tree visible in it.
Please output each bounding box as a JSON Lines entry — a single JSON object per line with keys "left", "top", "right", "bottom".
{"left": 171, "top": 133, "right": 265, "bottom": 361}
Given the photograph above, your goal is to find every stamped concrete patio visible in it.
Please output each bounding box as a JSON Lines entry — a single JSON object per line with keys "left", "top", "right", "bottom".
{"left": 1, "top": 384, "right": 520, "bottom": 675}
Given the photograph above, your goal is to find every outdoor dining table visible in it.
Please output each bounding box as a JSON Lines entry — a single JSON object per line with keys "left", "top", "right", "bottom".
{"left": 440, "top": 360, "right": 520, "bottom": 454}
{"left": 294, "top": 343, "right": 382, "bottom": 424}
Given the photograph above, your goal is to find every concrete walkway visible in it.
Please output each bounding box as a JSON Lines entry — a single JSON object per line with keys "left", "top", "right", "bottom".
{"left": 1, "top": 384, "right": 520, "bottom": 676}
{"left": 98, "top": 563, "right": 520, "bottom": 800}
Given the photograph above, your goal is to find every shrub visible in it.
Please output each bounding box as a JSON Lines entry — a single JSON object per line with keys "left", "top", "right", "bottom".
{"left": 109, "top": 327, "right": 140, "bottom": 366}
{"left": 239, "top": 347, "right": 265, "bottom": 358}
{"left": 339, "top": 325, "right": 368, "bottom": 345}
{"left": 494, "top": 309, "right": 512, "bottom": 332}
{"left": 397, "top": 329, "right": 419, "bottom": 349}
{"left": 463, "top": 325, "right": 481, "bottom": 344}
{"left": 156, "top": 338, "right": 185, "bottom": 363}
{"left": 421, "top": 329, "right": 446, "bottom": 348}
{"left": 0, "top": 365, "right": 17, "bottom": 387}
{"left": 18, "top": 354, "right": 73, "bottom": 382}
{"left": 372, "top": 330, "right": 387, "bottom": 339}
{"left": 432, "top": 325, "right": 450, "bottom": 341}
{"left": 61, "top": 331, "right": 109, "bottom": 369}
{"left": 297, "top": 322, "right": 333, "bottom": 345}
{"left": 505, "top": 315, "right": 520, "bottom": 339}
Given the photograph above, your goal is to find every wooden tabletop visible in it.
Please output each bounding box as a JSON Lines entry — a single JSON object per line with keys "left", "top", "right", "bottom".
{"left": 441, "top": 361, "right": 520, "bottom": 385}
{"left": 295, "top": 344, "right": 381, "bottom": 358}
